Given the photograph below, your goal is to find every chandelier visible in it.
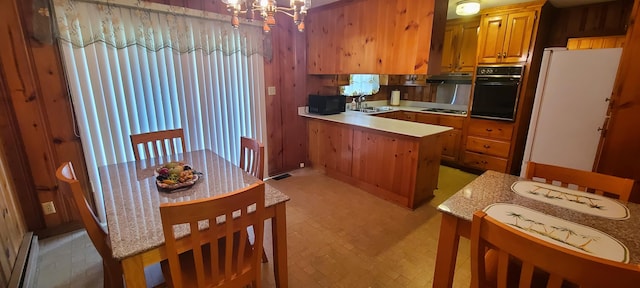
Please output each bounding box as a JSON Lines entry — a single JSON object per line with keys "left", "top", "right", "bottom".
{"left": 221, "top": 0, "right": 311, "bottom": 33}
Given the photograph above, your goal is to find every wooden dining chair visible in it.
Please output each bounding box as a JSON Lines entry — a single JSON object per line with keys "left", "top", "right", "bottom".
{"left": 130, "top": 128, "right": 185, "bottom": 160}
{"left": 471, "top": 211, "right": 640, "bottom": 288}
{"left": 240, "top": 136, "right": 265, "bottom": 180}
{"left": 524, "top": 161, "right": 635, "bottom": 202}
{"left": 56, "top": 162, "right": 124, "bottom": 288}
{"left": 239, "top": 136, "right": 269, "bottom": 263}
{"left": 160, "top": 182, "right": 265, "bottom": 288}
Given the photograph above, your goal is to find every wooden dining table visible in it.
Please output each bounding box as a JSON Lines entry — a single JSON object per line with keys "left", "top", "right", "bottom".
{"left": 432, "top": 170, "right": 640, "bottom": 288}
{"left": 98, "top": 149, "right": 290, "bottom": 287}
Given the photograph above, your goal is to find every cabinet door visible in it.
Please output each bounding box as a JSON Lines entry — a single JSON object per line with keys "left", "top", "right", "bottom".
{"left": 477, "top": 14, "right": 507, "bottom": 64}
{"left": 441, "top": 24, "right": 459, "bottom": 73}
{"left": 501, "top": 10, "right": 536, "bottom": 63}
{"left": 458, "top": 21, "right": 480, "bottom": 72}
{"left": 567, "top": 36, "right": 626, "bottom": 50}
{"left": 442, "top": 129, "right": 461, "bottom": 162}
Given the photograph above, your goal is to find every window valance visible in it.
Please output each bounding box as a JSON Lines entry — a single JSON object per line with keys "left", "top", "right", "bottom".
{"left": 53, "top": 0, "right": 268, "bottom": 57}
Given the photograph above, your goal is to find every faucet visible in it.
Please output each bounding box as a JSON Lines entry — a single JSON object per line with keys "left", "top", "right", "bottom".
{"left": 355, "top": 95, "right": 368, "bottom": 110}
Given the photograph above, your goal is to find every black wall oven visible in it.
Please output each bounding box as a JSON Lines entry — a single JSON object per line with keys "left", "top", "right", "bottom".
{"left": 470, "top": 65, "right": 524, "bottom": 121}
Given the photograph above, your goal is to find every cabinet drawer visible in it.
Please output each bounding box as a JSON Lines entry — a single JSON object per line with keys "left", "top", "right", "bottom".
{"left": 468, "top": 119, "right": 514, "bottom": 140}
{"left": 415, "top": 113, "right": 439, "bottom": 125}
{"left": 466, "top": 136, "right": 510, "bottom": 158}
{"left": 463, "top": 152, "right": 508, "bottom": 172}
{"left": 399, "top": 111, "right": 417, "bottom": 121}
{"left": 439, "top": 115, "right": 465, "bottom": 129}
{"left": 376, "top": 111, "right": 398, "bottom": 119}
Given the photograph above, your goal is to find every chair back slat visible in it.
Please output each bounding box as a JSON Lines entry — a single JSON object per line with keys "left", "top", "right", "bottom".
{"left": 160, "top": 182, "right": 265, "bottom": 288}
{"left": 471, "top": 211, "right": 640, "bottom": 288}
{"left": 130, "top": 128, "right": 185, "bottom": 160}
{"left": 525, "top": 162, "right": 635, "bottom": 202}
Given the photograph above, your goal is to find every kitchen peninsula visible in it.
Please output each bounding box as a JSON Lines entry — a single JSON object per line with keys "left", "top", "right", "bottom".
{"left": 300, "top": 109, "right": 452, "bottom": 209}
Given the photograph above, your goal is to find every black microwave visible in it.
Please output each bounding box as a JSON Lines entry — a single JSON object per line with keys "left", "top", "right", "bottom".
{"left": 308, "top": 95, "right": 345, "bottom": 115}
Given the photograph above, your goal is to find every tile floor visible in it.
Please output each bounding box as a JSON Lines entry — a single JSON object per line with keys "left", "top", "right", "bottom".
{"left": 36, "top": 166, "right": 478, "bottom": 287}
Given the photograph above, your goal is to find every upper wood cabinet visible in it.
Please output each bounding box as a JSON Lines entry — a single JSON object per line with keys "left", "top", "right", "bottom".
{"left": 306, "top": 0, "right": 446, "bottom": 75}
{"left": 566, "top": 35, "right": 625, "bottom": 50}
{"left": 441, "top": 17, "right": 480, "bottom": 73}
{"left": 477, "top": 10, "right": 537, "bottom": 64}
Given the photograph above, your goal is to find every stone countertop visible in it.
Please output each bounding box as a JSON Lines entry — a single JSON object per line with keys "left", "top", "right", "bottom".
{"left": 99, "top": 149, "right": 290, "bottom": 260}
{"left": 298, "top": 108, "right": 453, "bottom": 138}
{"left": 438, "top": 170, "right": 640, "bottom": 264}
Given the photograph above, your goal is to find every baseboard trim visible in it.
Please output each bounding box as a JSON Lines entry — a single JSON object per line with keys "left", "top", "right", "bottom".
{"left": 8, "top": 232, "right": 39, "bottom": 288}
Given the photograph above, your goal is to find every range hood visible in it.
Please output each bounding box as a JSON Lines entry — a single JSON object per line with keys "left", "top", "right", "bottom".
{"left": 426, "top": 73, "right": 473, "bottom": 84}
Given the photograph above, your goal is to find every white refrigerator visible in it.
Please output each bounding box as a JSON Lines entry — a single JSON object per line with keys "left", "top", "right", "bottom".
{"left": 520, "top": 47, "right": 622, "bottom": 176}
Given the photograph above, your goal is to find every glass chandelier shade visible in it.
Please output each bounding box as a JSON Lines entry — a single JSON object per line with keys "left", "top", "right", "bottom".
{"left": 221, "top": 0, "right": 311, "bottom": 32}
{"left": 456, "top": 0, "right": 480, "bottom": 16}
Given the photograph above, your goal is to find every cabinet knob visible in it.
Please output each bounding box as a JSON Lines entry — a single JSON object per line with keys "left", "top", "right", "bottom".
{"left": 486, "top": 128, "right": 493, "bottom": 132}
{"left": 502, "top": 52, "right": 506, "bottom": 58}
{"left": 497, "top": 53, "right": 501, "bottom": 58}
{"left": 483, "top": 144, "right": 491, "bottom": 149}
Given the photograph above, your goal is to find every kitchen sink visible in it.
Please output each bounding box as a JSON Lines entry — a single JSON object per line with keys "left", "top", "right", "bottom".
{"left": 358, "top": 106, "right": 394, "bottom": 113}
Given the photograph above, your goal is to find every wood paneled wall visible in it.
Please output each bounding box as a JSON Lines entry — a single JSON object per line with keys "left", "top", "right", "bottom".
{"left": 265, "top": 13, "right": 309, "bottom": 175}
{"left": 0, "top": 108, "right": 27, "bottom": 288}
{"left": 545, "top": 0, "right": 633, "bottom": 47}
{"left": 596, "top": 0, "right": 640, "bottom": 201}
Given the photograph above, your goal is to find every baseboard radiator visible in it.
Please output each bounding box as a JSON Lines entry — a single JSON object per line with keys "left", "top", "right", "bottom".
{"left": 8, "top": 232, "right": 39, "bottom": 288}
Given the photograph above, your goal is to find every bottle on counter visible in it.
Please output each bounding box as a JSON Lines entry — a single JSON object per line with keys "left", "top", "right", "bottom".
{"left": 350, "top": 98, "right": 357, "bottom": 110}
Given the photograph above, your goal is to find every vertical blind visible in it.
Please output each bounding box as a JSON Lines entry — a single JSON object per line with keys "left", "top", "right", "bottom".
{"left": 53, "top": 0, "right": 268, "bottom": 222}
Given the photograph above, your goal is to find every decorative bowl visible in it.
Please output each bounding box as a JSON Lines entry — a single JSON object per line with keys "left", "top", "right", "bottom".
{"left": 155, "top": 162, "right": 199, "bottom": 192}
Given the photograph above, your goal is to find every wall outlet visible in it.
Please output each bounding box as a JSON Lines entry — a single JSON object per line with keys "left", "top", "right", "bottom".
{"left": 299, "top": 162, "right": 305, "bottom": 168}
{"left": 42, "top": 201, "right": 56, "bottom": 215}
{"left": 267, "top": 86, "right": 276, "bottom": 96}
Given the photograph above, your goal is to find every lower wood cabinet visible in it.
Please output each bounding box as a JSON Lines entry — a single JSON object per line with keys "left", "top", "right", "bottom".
{"left": 307, "top": 118, "right": 442, "bottom": 209}
{"left": 414, "top": 113, "right": 464, "bottom": 162}
{"left": 464, "top": 118, "right": 514, "bottom": 173}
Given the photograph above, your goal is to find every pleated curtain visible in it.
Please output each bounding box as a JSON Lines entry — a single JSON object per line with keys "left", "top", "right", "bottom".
{"left": 53, "top": 0, "right": 268, "bottom": 222}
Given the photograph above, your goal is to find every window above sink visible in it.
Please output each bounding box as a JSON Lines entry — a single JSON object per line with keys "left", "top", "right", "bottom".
{"left": 340, "top": 74, "right": 380, "bottom": 96}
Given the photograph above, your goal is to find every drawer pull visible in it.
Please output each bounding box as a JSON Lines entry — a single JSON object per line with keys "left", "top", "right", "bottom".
{"left": 483, "top": 144, "right": 491, "bottom": 149}
{"left": 485, "top": 128, "right": 493, "bottom": 132}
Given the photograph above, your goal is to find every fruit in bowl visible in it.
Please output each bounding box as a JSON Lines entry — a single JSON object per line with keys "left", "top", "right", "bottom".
{"left": 155, "top": 162, "right": 199, "bottom": 190}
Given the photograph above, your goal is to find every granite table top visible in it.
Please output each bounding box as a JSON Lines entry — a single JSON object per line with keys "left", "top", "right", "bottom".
{"left": 438, "top": 170, "right": 640, "bottom": 264}
{"left": 98, "top": 149, "right": 290, "bottom": 260}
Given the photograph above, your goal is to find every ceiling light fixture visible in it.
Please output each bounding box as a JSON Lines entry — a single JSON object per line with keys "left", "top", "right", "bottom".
{"left": 221, "top": 0, "right": 311, "bottom": 33}
{"left": 456, "top": 0, "right": 480, "bottom": 16}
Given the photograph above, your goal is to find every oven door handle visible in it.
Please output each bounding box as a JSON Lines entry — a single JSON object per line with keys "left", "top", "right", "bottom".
{"left": 475, "top": 81, "right": 520, "bottom": 86}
